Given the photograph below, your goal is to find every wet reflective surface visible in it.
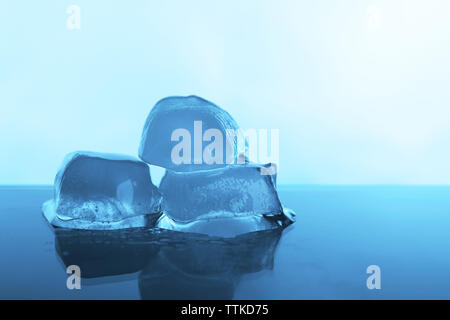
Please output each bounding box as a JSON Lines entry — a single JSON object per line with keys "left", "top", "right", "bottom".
{"left": 55, "top": 227, "right": 281, "bottom": 299}
{"left": 1, "top": 185, "right": 450, "bottom": 299}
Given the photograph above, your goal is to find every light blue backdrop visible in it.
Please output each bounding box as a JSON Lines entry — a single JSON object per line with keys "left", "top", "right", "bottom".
{"left": 1, "top": 0, "right": 450, "bottom": 184}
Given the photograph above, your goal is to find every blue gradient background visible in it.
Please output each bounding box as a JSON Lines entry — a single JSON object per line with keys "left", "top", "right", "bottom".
{"left": 1, "top": 0, "right": 450, "bottom": 185}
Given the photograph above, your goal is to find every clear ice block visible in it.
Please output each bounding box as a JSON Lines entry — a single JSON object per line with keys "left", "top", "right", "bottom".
{"left": 138, "top": 95, "right": 246, "bottom": 172}
{"left": 42, "top": 151, "right": 162, "bottom": 230}
{"left": 156, "top": 164, "right": 295, "bottom": 237}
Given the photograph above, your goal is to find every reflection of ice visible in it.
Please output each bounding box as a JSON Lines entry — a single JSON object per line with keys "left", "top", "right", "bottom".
{"left": 55, "top": 228, "right": 157, "bottom": 278}
{"left": 157, "top": 164, "right": 295, "bottom": 237}
{"left": 139, "top": 95, "right": 245, "bottom": 171}
{"left": 53, "top": 228, "right": 282, "bottom": 299}
{"left": 42, "top": 151, "right": 162, "bottom": 230}
{"left": 139, "top": 229, "right": 282, "bottom": 300}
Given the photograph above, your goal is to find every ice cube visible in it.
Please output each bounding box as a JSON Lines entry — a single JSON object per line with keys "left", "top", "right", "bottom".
{"left": 42, "top": 151, "right": 162, "bottom": 230}
{"left": 156, "top": 164, "right": 295, "bottom": 237}
{"left": 138, "top": 95, "right": 246, "bottom": 171}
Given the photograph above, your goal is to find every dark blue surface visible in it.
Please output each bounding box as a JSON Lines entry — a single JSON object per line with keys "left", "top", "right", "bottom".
{"left": 0, "top": 185, "right": 449, "bottom": 299}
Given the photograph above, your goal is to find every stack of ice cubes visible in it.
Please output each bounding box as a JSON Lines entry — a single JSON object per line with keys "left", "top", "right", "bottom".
{"left": 43, "top": 95, "right": 295, "bottom": 236}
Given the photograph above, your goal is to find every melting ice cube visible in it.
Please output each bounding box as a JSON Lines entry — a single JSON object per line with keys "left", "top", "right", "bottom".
{"left": 156, "top": 164, "right": 295, "bottom": 237}
{"left": 138, "top": 95, "right": 245, "bottom": 171}
{"left": 42, "top": 151, "right": 162, "bottom": 230}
